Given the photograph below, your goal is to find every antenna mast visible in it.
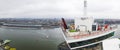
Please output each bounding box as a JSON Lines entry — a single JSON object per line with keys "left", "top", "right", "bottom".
{"left": 83, "top": 0, "right": 87, "bottom": 17}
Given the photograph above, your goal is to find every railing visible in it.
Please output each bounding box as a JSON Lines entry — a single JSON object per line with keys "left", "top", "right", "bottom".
{"left": 64, "top": 25, "right": 117, "bottom": 40}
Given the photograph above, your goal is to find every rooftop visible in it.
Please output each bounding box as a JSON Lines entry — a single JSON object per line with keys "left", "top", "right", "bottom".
{"left": 63, "top": 25, "right": 117, "bottom": 43}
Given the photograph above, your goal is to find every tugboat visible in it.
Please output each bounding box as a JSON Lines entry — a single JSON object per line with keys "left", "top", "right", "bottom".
{"left": 58, "top": 0, "right": 117, "bottom": 50}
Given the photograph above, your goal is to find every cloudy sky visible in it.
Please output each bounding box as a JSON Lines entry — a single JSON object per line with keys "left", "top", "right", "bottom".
{"left": 0, "top": 0, "right": 120, "bottom": 18}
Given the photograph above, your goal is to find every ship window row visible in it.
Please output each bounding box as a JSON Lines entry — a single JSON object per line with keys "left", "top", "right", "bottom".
{"left": 69, "top": 32, "right": 114, "bottom": 48}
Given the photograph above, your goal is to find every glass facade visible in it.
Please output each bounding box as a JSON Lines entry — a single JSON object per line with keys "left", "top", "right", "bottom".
{"left": 58, "top": 42, "right": 103, "bottom": 50}
{"left": 73, "top": 42, "right": 103, "bottom": 50}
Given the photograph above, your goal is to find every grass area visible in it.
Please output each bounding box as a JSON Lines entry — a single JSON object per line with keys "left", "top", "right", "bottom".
{"left": 69, "top": 30, "right": 77, "bottom": 32}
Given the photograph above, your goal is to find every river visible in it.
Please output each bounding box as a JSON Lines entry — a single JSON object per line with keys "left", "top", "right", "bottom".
{"left": 0, "top": 27, "right": 65, "bottom": 50}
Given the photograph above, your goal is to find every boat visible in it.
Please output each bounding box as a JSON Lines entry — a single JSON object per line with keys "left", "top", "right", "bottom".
{"left": 59, "top": 0, "right": 117, "bottom": 50}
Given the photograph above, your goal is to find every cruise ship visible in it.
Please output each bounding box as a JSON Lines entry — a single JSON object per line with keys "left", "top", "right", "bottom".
{"left": 58, "top": 0, "right": 118, "bottom": 50}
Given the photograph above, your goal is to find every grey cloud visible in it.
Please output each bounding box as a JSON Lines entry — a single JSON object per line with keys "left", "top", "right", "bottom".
{"left": 0, "top": 0, "right": 120, "bottom": 18}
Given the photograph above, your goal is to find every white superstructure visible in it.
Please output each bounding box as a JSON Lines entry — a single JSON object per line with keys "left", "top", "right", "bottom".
{"left": 75, "top": 17, "right": 94, "bottom": 31}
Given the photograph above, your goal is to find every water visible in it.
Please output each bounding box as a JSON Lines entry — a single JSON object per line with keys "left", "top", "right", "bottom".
{"left": 0, "top": 25, "right": 120, "bottom": 50}
{"left": 0, "top": 27, "right": 65, "bottom": 50}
